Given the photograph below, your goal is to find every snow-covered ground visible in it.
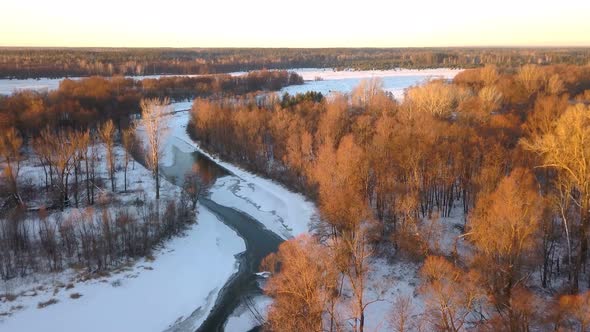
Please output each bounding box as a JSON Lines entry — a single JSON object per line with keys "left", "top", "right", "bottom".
{"left": 0, "top": 205, "right": 244, "bottom": 332}
{"left": 224, "top": 294, "right": 272, "bottom": 332}
{"left": 281, "top": 68, "right": 462, "bottom": 99}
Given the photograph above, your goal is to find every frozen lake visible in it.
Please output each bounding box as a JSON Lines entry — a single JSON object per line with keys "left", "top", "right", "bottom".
{"left": 0, "top": 68, "right": 461, "bottom": 96}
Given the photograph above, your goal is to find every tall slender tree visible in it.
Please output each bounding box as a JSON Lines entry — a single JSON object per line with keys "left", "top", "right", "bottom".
{"left": 98, "top": 120, "right": 117, "bottom": 192}
{"left": 140, "top": 97, "right": 170, "bottom": 200}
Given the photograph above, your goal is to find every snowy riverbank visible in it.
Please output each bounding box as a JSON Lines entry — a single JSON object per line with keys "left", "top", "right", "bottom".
{"left": 0, "top": 110, "right": 247, "bottom": 331}
{"left": 0, "top": 205, "right": 245, "bottom": 332}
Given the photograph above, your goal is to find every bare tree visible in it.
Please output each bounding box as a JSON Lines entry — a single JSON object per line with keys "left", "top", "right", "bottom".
{"left": 351, "top": 77, "right": 385, "bottom": 108}
{"left": 405, "top": 80, "right": 465, "bottom": 118}
{"left": 53, "top": 130, "right": 78, "bottom": 210}
{"left": 478, "top": 85, "right": 503, "bottom": 113}
{"left": 0, "top": 128, "right": 23, "bottom": 205}
{"left": 98, "top": 120, "right": 116, "bottom": 192}
{"left": 34, "top": 128, "right": 55, "bottom": 190}
{"left": 468, "top": 168, "right": 542, "bottom": 315}
{"left": 262, "top": 234, "right": 338, "bottom": 332}
{"left": 479, "top": 64, "right": 500, "bottom": 86}
{"left": 71, "top": 130, "right": 90, "bottom": 208}
{"left": 546, "top": 74, "right": 564, "bottom": 95}
{"left": 182, "top": 164, "right": 209, "bottom": 210}
{"left": 121, "top": 126, "right": 135, "bottom": 192}
{"left": 140, "top": 97, "right": 170, "bottom": 200}
{"left": 389, "top": 294, "right": 416, "bottom": 332}
{"left": 339, "top": 226, "right": 379, "bottom": 332}
{"left": 522, "top": 104, "right": 590, "bottom": 291}
{"left": 517, "top": 64, "right": 545, "bottom": 97}
{"left": 419, "top": 256, "right": 485, "bottom": 331}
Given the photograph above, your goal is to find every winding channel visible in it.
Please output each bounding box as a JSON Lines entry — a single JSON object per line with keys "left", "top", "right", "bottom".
{"left": 161, "top": 146, "right": 284, "bottom": 331}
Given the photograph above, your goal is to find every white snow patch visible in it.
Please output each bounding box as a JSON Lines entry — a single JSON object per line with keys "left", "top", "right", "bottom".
{"left": 224, "top": 295, "right": 272, "bottom": 332}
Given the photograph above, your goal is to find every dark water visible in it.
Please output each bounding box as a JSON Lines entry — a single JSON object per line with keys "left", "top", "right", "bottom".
{"left": 161, "top": 146, "right": 283, "bottom": 331}
{"left": 161, "top": 145, "right": 230, "bottom": 187}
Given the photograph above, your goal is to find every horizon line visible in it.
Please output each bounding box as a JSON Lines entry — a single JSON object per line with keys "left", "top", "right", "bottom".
{"left": 2, "top": 45, "right": 590, "bottom": 50}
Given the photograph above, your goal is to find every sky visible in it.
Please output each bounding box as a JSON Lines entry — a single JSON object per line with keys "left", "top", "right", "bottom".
{"left": 2, "top": 0, "right": 590, "bottom": 47}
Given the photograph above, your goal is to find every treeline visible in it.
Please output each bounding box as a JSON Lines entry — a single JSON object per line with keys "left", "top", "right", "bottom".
{"left": 190, "top": 64, "right": 590, "bottom": 331}
{"left": 0, "top": 198, "right": 192, "bottom": 280}
{"left": 2, "top": 47, "right": 590, "bottom": 78}
{"left": 0, "top": 70, "right": 301, "bottom": 135}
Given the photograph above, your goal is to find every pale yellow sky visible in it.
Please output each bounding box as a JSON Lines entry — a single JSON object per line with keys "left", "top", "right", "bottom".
{"left": 2, "top": 0, "right": 590, "bottom": 47}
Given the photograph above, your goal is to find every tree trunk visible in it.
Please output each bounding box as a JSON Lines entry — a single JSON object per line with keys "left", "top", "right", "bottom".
{"left": 155, "top": 164, "right": 160, "bottom": 200}
{"left": 85, "top": 156, "right": 91, "bottom": 205}
{"left": 74, "top": 160, "right": 79, "bottom": 208}
{"left": 574, "top": 200, "right": 589, "bottom": 291}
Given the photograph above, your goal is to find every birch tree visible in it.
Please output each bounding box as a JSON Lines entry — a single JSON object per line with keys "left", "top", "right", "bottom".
{"left": 98, "top": 120, "right": 116, "bottom": 192}
{"left": 140, "top": 97, "right": 170, "bottom": 200}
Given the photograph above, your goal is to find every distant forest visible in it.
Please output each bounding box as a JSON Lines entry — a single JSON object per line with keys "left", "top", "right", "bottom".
{"left": 1, "top": 47, "right": 590, "bottom": 79}
{"left": 0, "top": 70, "right": 301, "bottom": 134}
